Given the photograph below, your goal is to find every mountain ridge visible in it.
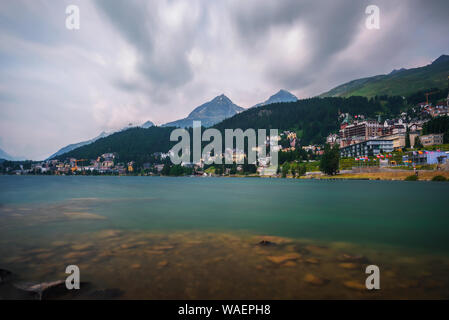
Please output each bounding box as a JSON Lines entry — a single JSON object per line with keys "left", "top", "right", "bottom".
{"left": 320, "top": 54, "right": 449, "bottom": 98}
{"left": 0, "top": 147, "right": 25, "bottom": 161}
{"left": 47, "top": 121, "right": 155, "bottom": 160}
{"left": 163, "top": 94, "right": 244, "bottom": 128}
{"left": 252, "top": 89, "right": 298, "bottom": 108}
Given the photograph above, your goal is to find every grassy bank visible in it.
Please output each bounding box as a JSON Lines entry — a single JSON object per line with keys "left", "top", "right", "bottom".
{"left": 318, "top": 171, "right": 449, "bottom": 181}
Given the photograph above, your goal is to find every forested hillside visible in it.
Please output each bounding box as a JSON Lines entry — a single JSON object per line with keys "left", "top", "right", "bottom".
{"left": 214, "top": 96, "right": 406, "bottom": 145}
{"left": 54, "top": 126, "right": 176, "bottom": 165}
{"left": 55, "top": 95, "right": 410, "bottom": 161}
{"left": 320, "top": 55, "right": 449, "bottom": 98}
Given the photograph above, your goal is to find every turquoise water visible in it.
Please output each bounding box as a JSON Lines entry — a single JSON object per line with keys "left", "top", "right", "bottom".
{"left": 1, "top": 176, "right": 449, "bottom": 299}
{"left": 1, "top": 176, "right": 448, "bottom": 252}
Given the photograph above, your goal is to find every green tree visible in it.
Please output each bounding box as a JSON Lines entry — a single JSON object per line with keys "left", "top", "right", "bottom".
{"left": 281, "top": 163, "right": 290, "bottom": 178}
{"left": 161, "top": 164, "right": 171, "bottom": 175}
{"left": 405, "top": 126, "right": 411, "bottom": 149}
{"left": 415, "top": 136, "right": 423, "bottom": 149}
{"left": 291, "top": 167, "right": 296, "bottom": 177}
{"left": 299, "top": 164, "right": 307, "bottom": 176}
{"left": 319, "top": 143, "right": 340, "bottom": 175}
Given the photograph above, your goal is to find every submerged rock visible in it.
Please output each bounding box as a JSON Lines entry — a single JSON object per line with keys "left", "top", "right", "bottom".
{"left": 258, "top": 236, "right": 291, "bottom": 245}
{"left": 157, "top": 260, "right": 169, "bottom": 268}
{"left": 63, "top": 212, "right": 106, "bottom": 220}
{"left": 258, "top": 240, "right": 276, "bottom": 246}
{"left": 87, "top": 288, "right": 124, "bottom": 300}
{"left": 152, "top": 245, "right": 174, "bottom": 251}
{"left": 0, "top": 269, "right": 14, "bottom": 284}
{"left": 96, "top": 229, "right": 122, "bottom": 239}
{"left": 71, "top": 243, "right": 93, "bottom": 251}
{"left": 266, "top": 253, "right": 301, "bottom": 264}
{"left": 338, "top": 263, "right": 359, "bottom": 270}
{"left": 337, "top": 254, "right": 369, "bottom": 264}
{"left": 343, "top": 280, "right": 366, "bottom": 290}
{"left": 305, "top": 258, "right": 320, "bottom": 264}
{"left": 304, "top": 245, "right": 328, "bottom": 255}
{"left": 14, "top": 280, "right": 66, "bottom": 300}
{"left": 304, "top": 274, "right": 328, "bottom": 286}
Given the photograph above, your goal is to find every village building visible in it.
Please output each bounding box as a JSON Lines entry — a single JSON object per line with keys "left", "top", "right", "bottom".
{"left": 419, "top": 133, "right": 444, "bottom": 147}
{"left": 339, "top": 139, "right": 394, "bottom": 158}
{"left": 379, "top": 132, "right": 406, "bottom": 149}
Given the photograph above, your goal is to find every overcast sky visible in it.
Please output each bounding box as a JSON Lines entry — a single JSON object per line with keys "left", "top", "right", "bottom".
{"left": 0, "top": 0, "right": 448, "bottom": 160}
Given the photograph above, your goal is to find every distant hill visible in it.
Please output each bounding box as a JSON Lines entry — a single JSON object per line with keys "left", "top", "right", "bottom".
{"left": 320, "top": 54, "right": 449, "bottom": 98}
{"left": 252, "top": 89, "right": 298, "bottom": 108}
{"left": 55, "top": 93, "right": 410, "bottom": 162}
{"left": 141, "top": 120, "right": 154, "bottom": 128}
{"left": 0, "top": 147, "right": 25, "bottom": 161}
{"left": 47, "top": 120, "right": 155, "bottom": 160}
{"left": 163, "top": 94, "right": 244, "bottom": 128}
{"left": 54, "top": 126, "right": 176, "bottom": 165}
{"left": 47, "top": 131, "right": 110, "bottom": 160}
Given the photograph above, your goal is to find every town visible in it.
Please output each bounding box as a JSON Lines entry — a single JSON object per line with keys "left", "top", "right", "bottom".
{"left": 2, "top": 96, "right": 448, "bottom": 180}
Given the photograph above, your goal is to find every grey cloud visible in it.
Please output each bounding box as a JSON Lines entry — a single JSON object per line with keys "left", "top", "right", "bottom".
{"left": 94, "top": 0, "right": 195, "bottom": 88}
{"left": 1, "top": 0, "right": 449, "bottom": 159}
{"left": 227, "top": 0, "right": 449, "bottom": 93}
{"left": 227, "top": 0, "right": 375, "bottom": 88}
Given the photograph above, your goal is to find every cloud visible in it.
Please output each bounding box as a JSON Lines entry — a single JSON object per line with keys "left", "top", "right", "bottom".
{"left": 0, "top": 0, "right": 448, "bottom": 159}
{"left": 94, "top": 0, "right": 202, "bottom": 88}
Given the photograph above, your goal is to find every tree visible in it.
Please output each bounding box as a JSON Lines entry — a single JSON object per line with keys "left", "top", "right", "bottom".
{"left": 415, "top": 136, "right": 423, "bottom": 149}
{"left": 161, "top": 164, "right": 171, "bottom": 176}
{"left": 291, "top": 167, "right": 296, "bottom": 177}
{"left": 319, "top": 143, "right": 340, "bottom": 175}
{"left": 299, "top": 164, "right": 307, "bottom": 176}
{"left": 281, "top": 163, "right": 290, "bottom": 178}
{"left": 405, "top": 126, "right": 411, "bottom": 149}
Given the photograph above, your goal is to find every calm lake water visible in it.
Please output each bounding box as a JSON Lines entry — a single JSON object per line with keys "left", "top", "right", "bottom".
{"left": 0, "top": 176, "right": 448, "bottom": 299}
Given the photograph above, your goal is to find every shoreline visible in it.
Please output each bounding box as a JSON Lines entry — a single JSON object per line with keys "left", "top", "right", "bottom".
{"left": 1, "top": 172, "right": 449, "bottom": 181}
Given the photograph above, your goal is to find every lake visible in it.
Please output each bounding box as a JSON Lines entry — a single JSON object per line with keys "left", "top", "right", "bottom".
{"left": 0, "top": 176, "right": 448, "bottom": 299}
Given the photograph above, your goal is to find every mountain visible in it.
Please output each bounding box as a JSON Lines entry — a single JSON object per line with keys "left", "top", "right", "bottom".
{"left": 54, "top": 126, "right": 175, "bottom": 166}
{"left": 141, "top": 120, "right": 154, "bottom": 128}
{"left": 252, "top": 89, "right": 298, "bottom": 108}
{"left": 320, "top": 54, "right": 449, "bottom": 98}
{"left": 389, "top": 68, "right": 406, "bottom": 75}
{"left": 55, "top": 94, "right": 409, "bottom": 161}
{"left": 47, "top": 131, "right": 110, "bottom": 160}
{"left": 0, "top": 147, "right": 25, "bottom": 161}
{"left": 215, "top": 95, "right": 406, "bottom": 145}
{"left": 47, "top": 120, "right": 155, "bottom": 160}
{"left": 163, "top": 94, "right": 244, "bottom": 128}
